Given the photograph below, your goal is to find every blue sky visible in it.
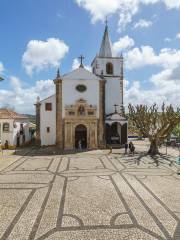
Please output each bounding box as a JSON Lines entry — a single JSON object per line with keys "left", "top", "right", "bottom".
{"left": 0, "top": 0, "right": 180, "bottom": 113}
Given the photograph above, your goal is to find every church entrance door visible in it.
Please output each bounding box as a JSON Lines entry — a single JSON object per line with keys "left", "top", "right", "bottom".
{"left": 75, "top": 124, "right": 87, "bottom": 149}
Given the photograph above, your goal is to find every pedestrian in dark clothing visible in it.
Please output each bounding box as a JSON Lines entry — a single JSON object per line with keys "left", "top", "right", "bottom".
{"left": 129, "top": 142, "right": 133, "bottom": 154}
{"left": 125, "top": 143, "right": 128, "bottom": 154}
{"left": 131, "top": 143, "right": 135, "bottom": 155}
{"left": 5, "top": 140, "right": 9, "bottom": 150}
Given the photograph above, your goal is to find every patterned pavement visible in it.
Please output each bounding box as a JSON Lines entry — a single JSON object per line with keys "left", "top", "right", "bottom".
{"left": 0, "top": 149, "right": 180, "bottom": 239}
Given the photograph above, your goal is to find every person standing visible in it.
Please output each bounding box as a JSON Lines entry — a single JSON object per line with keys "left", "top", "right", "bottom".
{"left": 78, "top": 139, "right": 82, "bottom": 150}
{"left": 129, "top": 142, "right": 133, "bottom": 154}
{"left": 125, "top": 143, "right": 128, "bottom": 154}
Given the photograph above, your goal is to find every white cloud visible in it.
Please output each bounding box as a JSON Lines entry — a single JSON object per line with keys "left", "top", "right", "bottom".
{"left": 125, "top": 77, "right": 180, "bottom": 108}
{"left": 125, "top": 46, "right": 180, "bottom": 69}
{"left": 164, "top": 37, "right": 171, "bottom": 42}
{"left": 133, "top": 19, "right": 153, "bottom": 28}
{"left": 163, "top": 0, "right": 180, "bottom": 9}
{"left": 0, "top": 62, "right": 4, "bottom": 74}
{"left": 150, "top": 66, "right": 180, "bottom": 85}
{"left": 10, "top": 76, "right": 22, "bottom": 91}
{"left": 0, "top": 77, "right": 55, "bottom": 113}
{"left": 176, "top": 33, "right": 180, "bottom": 39}
{"left": 113, "top": 36, "right": 135, "bottom": 55}
{"left": 22, "top": 38, "right": 69, "bottom": 75}
{"left": 72, "top": 58, "right": 92, "bottom": 72}
{"left": 125, "top": 44, "right": 180, "bottom": 108}
{"left": 75, "top": 0, "right": 180, "bottom": 31}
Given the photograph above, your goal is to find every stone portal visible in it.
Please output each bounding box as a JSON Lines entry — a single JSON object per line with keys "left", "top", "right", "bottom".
{"left": 64, "top": 99, "right": 98, "bottom": 150}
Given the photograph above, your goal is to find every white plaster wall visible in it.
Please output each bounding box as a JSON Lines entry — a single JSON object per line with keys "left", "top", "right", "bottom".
{"left": 12, "top": 120, "right": 31, "bottom": 145}
{"left": 62, "top": 68, "right": 100, "bottom": 118}
{"left": 40, "top": 95, "right": 56, "bottom": 146}
{"left": 92, "top": 56, "right": 122, "bottom": 115}
{"left": 0, "top": 120, "right": 14, "bottom": 145}
{"left": 0, "top": 119, "right": 30, "bottom": 146}
{"left": 105, "top": 77, "right": 121, "bottom": 115}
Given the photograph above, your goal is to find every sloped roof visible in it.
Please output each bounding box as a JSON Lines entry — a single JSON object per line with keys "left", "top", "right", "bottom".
{"left": 106, "top": 112, "right": 127, "bottom": 125}
{"left": 0, "top": 108, "right": 28, "bottom": 119}
{"left": 62, "top": 67, "right": 99, "bottom": 81}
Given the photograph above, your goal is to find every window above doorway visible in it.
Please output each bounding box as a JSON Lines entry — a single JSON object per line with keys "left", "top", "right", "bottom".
{"left": 76, "top": 84, "right": 87, "bottom": 93}
{"left": 45, "top": 103, "right": 52, "bottom": 111}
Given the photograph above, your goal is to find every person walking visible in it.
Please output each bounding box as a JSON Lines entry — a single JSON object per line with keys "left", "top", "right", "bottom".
{"left": 125, "top": 143, "right": 128, "bottom": 154}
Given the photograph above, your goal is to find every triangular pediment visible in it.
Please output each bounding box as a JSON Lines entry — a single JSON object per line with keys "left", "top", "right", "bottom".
{"left": 62, "top": 67, "right": 99, "bottom": 81}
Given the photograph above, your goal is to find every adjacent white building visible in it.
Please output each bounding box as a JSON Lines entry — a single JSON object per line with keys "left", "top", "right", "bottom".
{"left": 0, "top": 108, "right": 31, "bottom": 147}
{"left": 36, "top": 23, "right": 128, "bottom": 149}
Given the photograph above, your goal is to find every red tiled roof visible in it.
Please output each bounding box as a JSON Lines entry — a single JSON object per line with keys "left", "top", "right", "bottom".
{"left": 0, "top": 108, "right": 28, "bottom": 119}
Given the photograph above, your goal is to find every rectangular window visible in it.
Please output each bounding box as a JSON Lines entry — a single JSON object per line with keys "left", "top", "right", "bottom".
{"left": 47, "top": 127, "right": 50, "bottom": 133}
{"left": 45, "top": 103, "right": 52, "bottom": 111}
{"left": 3, "top": 123, "right": 10, "bottom": 132}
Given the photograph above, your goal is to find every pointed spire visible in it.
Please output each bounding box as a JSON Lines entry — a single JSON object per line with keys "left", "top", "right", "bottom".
{"left": 99, "top": 19, "right": 112, "bottom": 58}
{"left": 54, "top": 68, "right": 61, "bottom": 84}
{"left": 56, "top": 68, "right": 60, "bottom": 78}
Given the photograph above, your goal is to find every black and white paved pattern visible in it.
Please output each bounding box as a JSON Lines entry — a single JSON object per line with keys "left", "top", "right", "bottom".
{"left": 0, "top": 150, "right": 179, "bottom": 239}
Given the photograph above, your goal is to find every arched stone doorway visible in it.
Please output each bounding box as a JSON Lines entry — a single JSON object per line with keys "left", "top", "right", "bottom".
{"left": 75, "top": 124, "right": 87, "bottom": 149}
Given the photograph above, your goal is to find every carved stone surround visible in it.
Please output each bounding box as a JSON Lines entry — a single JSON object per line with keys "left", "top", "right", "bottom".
{"left": 65, "top": 99, "right": 97, "bottom": 119}
{"left": 64, "top": 99, "right": 98, "bottom": 150}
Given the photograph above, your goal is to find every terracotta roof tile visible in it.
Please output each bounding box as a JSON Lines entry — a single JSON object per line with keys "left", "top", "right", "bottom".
{"left": 0, "top": 108, "right": 28, "bottom": 119}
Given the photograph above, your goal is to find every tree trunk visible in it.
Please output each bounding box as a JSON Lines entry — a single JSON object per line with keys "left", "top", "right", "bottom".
{"left": 148, "top": 140, "right": 159, "bottom": 155}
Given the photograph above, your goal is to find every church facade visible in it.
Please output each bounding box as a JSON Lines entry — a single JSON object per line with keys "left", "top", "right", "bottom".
{"left": 35, "top": 24, "right": 128, "bottom": 150}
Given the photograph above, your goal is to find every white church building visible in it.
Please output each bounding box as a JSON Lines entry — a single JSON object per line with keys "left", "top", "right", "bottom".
{"left": 35, "top": 24, "right": 128, "bottom": 150}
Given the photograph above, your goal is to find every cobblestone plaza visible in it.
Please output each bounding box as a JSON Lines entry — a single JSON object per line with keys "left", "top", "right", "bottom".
{"left": 0, "top": 145, "right": 179, "bottom": 239}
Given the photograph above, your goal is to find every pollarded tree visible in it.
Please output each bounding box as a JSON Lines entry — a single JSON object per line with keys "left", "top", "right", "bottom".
{"left": 128, "top": 103, "right": 180, "bottom": 155}
{"left": 172, "top": 123, "right": 180, "bottom": 137}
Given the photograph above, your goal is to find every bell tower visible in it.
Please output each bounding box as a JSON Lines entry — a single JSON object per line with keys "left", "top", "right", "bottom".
{"left": 91, "top": 22, "right": 124, "bottom": 116}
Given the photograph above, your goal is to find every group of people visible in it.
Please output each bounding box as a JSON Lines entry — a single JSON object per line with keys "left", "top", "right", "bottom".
{"left": 124, "top": 141, "right": 135, "bottom": 155}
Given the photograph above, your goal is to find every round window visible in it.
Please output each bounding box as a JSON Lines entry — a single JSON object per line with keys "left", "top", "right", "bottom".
{"left": 76, "top": 84, "right": 87, "bottom": 92}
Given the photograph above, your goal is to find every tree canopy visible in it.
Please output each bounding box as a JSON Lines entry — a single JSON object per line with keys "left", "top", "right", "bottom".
{"left": 128, "top": 103, "right": 180, "bottom": 155}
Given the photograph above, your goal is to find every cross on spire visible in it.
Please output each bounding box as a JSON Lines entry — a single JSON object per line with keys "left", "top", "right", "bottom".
{"left": 114, "top": 104, "right": 118, "bottom": 113}
{"left": 78, "top": 55, "right": 85, "bottom": 68}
